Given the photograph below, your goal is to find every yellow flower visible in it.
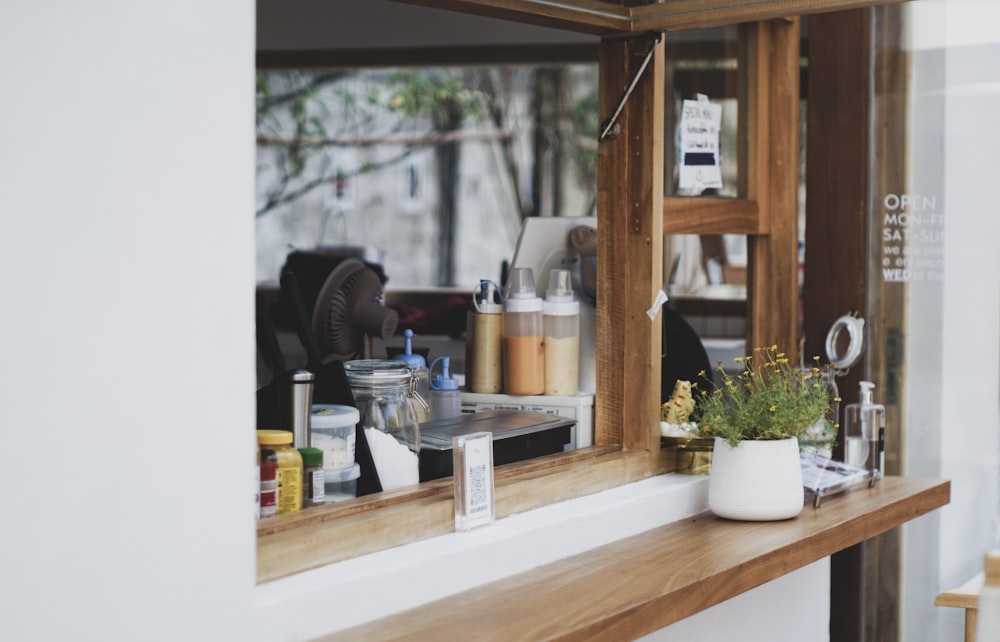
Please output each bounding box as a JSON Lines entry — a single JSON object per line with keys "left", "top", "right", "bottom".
{"left": 769, "top": 405, "right": 777, "bottom": 412}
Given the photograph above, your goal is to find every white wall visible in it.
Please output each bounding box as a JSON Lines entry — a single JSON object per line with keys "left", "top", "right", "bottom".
{"left": 0, "top": 2, "right": 258, "bottom": 640}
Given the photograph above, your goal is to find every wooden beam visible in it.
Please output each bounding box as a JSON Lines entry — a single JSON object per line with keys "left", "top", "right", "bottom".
{"left": 596, "top": 34, "right": 664, "bottom": 451}
{"left": 630, "top": 0, "right": 908, "bottom": 32}
{"left": 390, "top": 0, "right": 632, "bottom": 36}
{"left": 319, "top": 477, "right": 950, "bottom": 641}
{"left": 742, "top": 18, "right": 801, "bottom": 360}
{"left": 663, "top": 196, "right": 761, "bottom": 234}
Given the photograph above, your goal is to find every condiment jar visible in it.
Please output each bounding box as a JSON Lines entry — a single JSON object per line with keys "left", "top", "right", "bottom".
{"left": 257, "top": 429, "right": 302, "bottom": 515}
{"left": 467, "top": 280, "right": 503, "bottom": 394}
{"left": 298, "top": 447, "right": 325, "bottom": 508}
{"left": 344, "top": 360, "right": 424, "bottom": 491}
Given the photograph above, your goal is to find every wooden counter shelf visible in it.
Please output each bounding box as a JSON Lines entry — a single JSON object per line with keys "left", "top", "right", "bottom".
{"left": 317, "top": 476, "right": 949, "bottom": 642}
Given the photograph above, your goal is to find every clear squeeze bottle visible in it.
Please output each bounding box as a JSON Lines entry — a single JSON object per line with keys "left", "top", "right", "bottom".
{"left": 843, "top": 380, "right": 885, "bottom": 476}
{"left": 430, "top": 356, "right": 462, "bottom": 420}
{"left": 502, "top": 267, "right": 544, "bottom": 396}
{"left": 543, "top": 269, "right": 580, "bottom": 396}
{"left": 467, "top": 280, "right": 504, "bottom": 394}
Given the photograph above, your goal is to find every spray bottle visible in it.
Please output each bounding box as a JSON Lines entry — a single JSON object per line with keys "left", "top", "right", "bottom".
{"left": 843, "top": 380, "right": 885, "bottom": 477}
{"left": 429, "top": 356, "right": 462, "bottom": 420}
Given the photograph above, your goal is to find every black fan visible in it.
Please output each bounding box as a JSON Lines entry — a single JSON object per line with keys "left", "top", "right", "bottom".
{"left": 310, "top": 257, "right": 398, "bottom": 362}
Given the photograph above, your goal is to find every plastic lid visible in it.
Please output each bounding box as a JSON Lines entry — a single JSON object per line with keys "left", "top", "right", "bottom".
{"left": 311, "top": 404, "right": 360, "bottom": 429}
{"left": 297, "top": 447, "right": 323, "bottom": 467}
{"left": 505, "top": 267, "right": 537, "bottom": 300}
{"left": 257, "top": 429, "right": 293, "bottom": 446}
{"left": 544, "top": 299, "right": 580, "bottom": 316}
{"left": 430, "top": 356, "right": 459, "bottom": 391}
{"left": 392, "top": 329, "right": 427, "bottom": 369}
{"left": 546, "top": 269, "right": 575, "bottom": 302}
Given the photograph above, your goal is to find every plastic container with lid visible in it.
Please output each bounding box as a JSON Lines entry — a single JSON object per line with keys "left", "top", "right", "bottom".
{"left": 344, "top": 359, "right": 423, "bottom": 491}
{"left": 298, "top": 447, "right": 325, "bottom": 508}
{"left": 543, "top": 269, "right": 580, "bottom": 396}
{"left": 429, "top": 356, "right": 462, "bottom": 420}
{"left": 325, "top": 462, "right": 362, "bottom": 502}
{"left": 502, "top": 267, "right": 544, "bottom": 396}
{"left": 310, "top": 404, "right": 360, "bottom": 472}
{"left": 257, "top": 429, "right": 302, "bottom": 515}
{"left": 391, "top": 329, "right": 430, "bottom": 423}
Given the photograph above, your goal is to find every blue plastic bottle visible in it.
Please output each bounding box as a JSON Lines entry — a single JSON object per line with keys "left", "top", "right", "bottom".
{"left": 430, "top": 356, "right": 462, "bottom": 420}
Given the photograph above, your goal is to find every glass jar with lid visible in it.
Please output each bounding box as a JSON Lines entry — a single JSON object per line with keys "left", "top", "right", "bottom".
{"left": 256, "top": 429, "right": 302, "bottom": 515}
{"left": 344, "top": 359, "right": 425, "bottom": 491}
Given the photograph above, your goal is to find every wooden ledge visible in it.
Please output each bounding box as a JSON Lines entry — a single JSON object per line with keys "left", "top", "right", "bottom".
{"left": 317, "top": 476, "right": 949, "bottom": 641}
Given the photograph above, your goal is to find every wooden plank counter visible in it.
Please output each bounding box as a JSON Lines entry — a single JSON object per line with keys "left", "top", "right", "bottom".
{"left": 317, "top": 476, "right": 949, "bottom": 641}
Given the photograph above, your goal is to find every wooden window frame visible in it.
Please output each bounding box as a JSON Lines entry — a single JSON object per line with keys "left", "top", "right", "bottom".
{"left": 257, "top": 1, "right": 806, "bottom": 584}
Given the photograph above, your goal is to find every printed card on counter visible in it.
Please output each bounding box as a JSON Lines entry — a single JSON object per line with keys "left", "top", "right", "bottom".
{"left": 453, "top": 432, "right": 495, "bottom": 531}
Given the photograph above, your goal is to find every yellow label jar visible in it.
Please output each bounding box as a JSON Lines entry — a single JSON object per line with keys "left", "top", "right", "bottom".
{"left": 257, "top": 430, "right": 302, "bottom": 515}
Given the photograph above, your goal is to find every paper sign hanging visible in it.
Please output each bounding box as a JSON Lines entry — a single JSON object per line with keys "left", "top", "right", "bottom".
{"left": 678, "top": 94, "right": 723, "bottom": 195}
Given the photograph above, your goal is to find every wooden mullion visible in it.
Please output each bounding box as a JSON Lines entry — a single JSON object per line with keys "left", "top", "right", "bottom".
{"left": 663, "top": 196, "right": 761, "bottom": 234}
{"left": 596, "top": 35, "right": 664, "bottom": 452}
{"left": 743, "top": 18, "right": 800, "bottom": 360}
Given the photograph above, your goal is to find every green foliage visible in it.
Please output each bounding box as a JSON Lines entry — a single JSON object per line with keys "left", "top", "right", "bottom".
{"left": 386, "top": 70, "right": 482, "bottom": 125}
{"left": 693, "top": 346, "right": 838, "bottom": 448}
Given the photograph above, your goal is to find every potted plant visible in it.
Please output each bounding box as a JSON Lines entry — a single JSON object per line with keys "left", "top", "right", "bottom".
{"left": 692, "top": 345, "right": 838, "bottom": 521}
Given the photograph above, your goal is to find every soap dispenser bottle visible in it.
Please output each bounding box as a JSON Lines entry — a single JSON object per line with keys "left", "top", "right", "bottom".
{"left": 843, "top": 380, "right": 885, "bottom": 476}
{"left": 392, "top": 329, "right": 430, "bottom": 423}
{"left": 429, "top": 356, "right": 462, "bottom": 420}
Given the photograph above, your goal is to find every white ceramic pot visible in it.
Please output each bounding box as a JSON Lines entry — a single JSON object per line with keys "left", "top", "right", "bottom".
{"left": 708, "top": 436, "right": 804, "bottom": 521}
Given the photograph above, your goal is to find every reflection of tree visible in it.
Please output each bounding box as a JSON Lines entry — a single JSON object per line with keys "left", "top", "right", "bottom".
{"left": 255, "top": 66, "right": 600, "bottom": 282}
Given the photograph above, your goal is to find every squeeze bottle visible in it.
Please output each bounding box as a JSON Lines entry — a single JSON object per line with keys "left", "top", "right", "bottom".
{"left": 467, "top": 280, "right": 504, "bottom": 393}
{"left": 430, "top": 356, "right": 462, "bottom": 420}
{"left": 502, "top": 267, "right": 544, "bottom": 396}
{"left": 543, "top": 269, "right": 580, "bottom": 396}
{"left": 392, "top": 329, "right": 430, "bottom": 423}
{"left": 843, "top": 380, "right": 885, "bottom": 475}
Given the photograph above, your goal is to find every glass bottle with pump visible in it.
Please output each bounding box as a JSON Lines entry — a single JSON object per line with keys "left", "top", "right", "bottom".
{"left": 430, "top": 356, "right": 462, "bottom": 420}
{"left": 543, "top": 269, "right": 580, "bottom": 396}
{"left": 843, "top": 380, "right": 885, "bottom": 476}
{"left": 502, "top": 267, "right": 544, "bottom": 396}
{"left": 467, "top": 280, "right": 503, "bottom": 394}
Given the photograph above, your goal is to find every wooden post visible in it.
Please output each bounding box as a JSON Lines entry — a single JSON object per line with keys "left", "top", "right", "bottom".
{"left": 596, "top": 34, "right": 664, "bottom": 451}
{"left": 742, "top": 18, "right": 801, "bottom": 361}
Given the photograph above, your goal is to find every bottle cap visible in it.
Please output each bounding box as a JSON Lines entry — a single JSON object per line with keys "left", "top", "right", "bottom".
{"left": 544, "top": 269, "right": 579, "bottom": 316}
{"left": 859, "top": 381, "right": 875, "bottom": 405}
{"left": 430, "top": 356, "right": 460, "bottom": 391}
{"left": 473, "top": 280, "right": 503, "bottom": 314}
{"left": 297, "top": 447, "right": 323, "bottom": 468}
{"left": 257, "top": 429, "right": 294, "bottom": 446}
{"left": 504, "top": 268, "right": 542, "bottom": 312}
{"left": 392, "top": 329, "right": 427, "bottom": 369}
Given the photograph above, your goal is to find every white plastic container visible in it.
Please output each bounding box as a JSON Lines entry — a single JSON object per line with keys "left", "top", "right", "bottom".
{"left": 324, "top": 463, "right": 362, "bottom": 503}
{"left": 429, "top": 356, "right": 462, "bottom": 420}
{"left": 310, "top": 404, "right": 360, "bottom": 473}
{"left": 502, "top": 267, "right": 544, "bottom": 396}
